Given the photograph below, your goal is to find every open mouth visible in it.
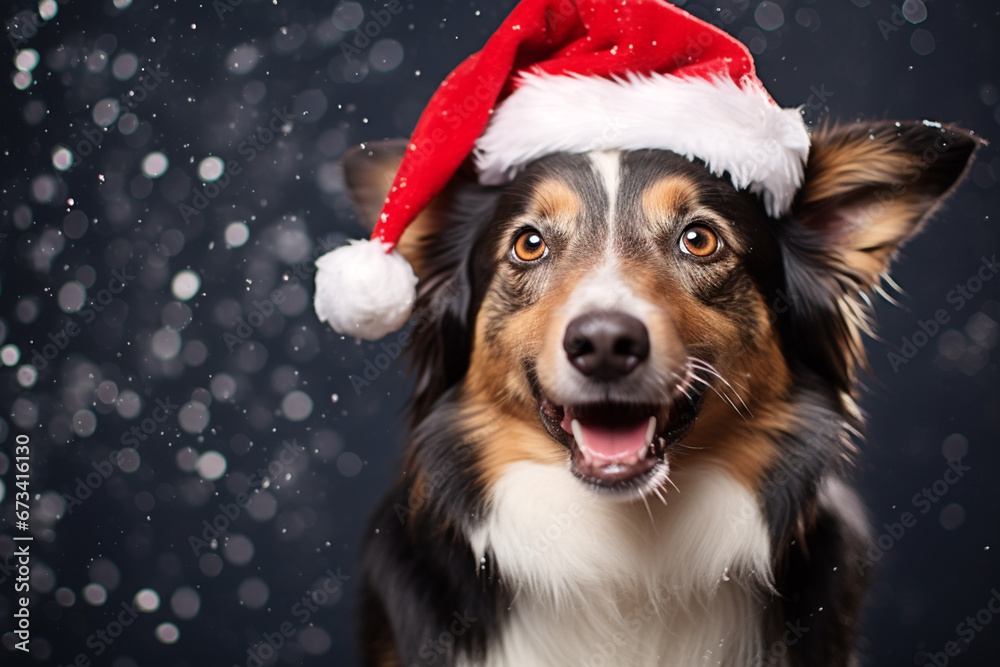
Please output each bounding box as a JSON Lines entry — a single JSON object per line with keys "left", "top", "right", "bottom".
{"left": 538, "top": 391, "right": 700, "bottom": 493}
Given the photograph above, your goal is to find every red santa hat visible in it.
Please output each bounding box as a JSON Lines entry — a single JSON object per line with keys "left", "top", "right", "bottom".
{"left": 315, "top": 0, "right": 810, "bottom": 340}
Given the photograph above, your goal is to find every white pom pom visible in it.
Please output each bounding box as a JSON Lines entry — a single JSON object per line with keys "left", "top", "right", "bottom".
{"left": 314, "top": 239, "right": 417, "bottom": 340}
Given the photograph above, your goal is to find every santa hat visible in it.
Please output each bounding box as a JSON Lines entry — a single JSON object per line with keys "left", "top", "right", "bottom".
{"left": 315, "top": 0, "right": 809, "bottom": 340}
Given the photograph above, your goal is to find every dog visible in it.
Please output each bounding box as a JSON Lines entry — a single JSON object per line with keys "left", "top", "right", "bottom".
{"left": 340, "top": 118, "right": 977, "bottom": 667}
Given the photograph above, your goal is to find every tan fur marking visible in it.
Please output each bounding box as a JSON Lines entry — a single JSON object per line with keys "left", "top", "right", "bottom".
{"left": 404, "top": 467, "right": 429, "bottom": 523}
{"left": 464, "top": 405, "right": 565, "bottom": 489}
{"left": 642, "top": 175, "right": 700, "bottom": 225}
{"left": 367, "top": 640, "right": 403, "bottom": 667}
{"left": 675, "top": 335, "right": 793, "bottom": 489}
{"left": 797, "top": 124, "right": 960, "bottom": 288}
{"left": 466, "top": 292, "right": 541, "bottom": 407}
{"left": 463, "top": 270, "right": 588, "bottom": 487}
{"left": 800, "top": 129, "right": 914, "bottom": 207}
{"left": 625, "top": 268, "right": 792, "bottom": 489}
{"left": 531, "top": 178, "right": 582, "bottom": 220}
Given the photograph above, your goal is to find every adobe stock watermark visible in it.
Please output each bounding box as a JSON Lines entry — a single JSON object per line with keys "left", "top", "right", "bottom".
{"left": 391, "top": 73, "right": 505, "bottom": 184}
{"left": 59, "top": 64, "right": 170, "bottom": 172}
{"left": 29, "top": 266, "right": 135, "bottom": 371}
{"left": 348, "top": 279, "right": 464, "bottom": 395}
{"left": 59, "top": 398, "right": 177, "bottom": 516}
{"left": 189, "top": 440, "right": 305, "bottom": 557}
{"left": 338, "top": 0, "right": 405, "bottom": 63}
{"left": 799, "top": 84, "right": 833, "bottom": 124}
{"left": 223, "top": 235, "right": 338, "bottom": 351}
{"left": 578, "top": 590, "right": 800, "bottom": 667}
{"left": 522, "top": 501, "right": 592, "bottom": 558}
{"left": 886, "top": 255, "right": 999, "bottom": 372}
{"left": 728, "top": 454, "right": 816, "bottom": 534}
{"left": 760, "top": 620, "right": 811, "bottom": 666}
{"left": 877, "top": 0, "right": 935, "bottom": 41}
{"left": 120, "top": 396, "right": 179, "bottom": 448}
{"left": 55, "top": 598, "right": 145, "bottom": 667}
{"left": 6, "top": 1, "right": 68, "bottom": 49}
{"left": 393, "top": 443, "right": 473, "bottom": 523}
{"left": 60, "top": 453, "right": 123, "bottom": 517}
{"left": 414, "top": 610, "right": 477, "bottom": 665}
{"left": 580, "top": 595, "right": 660, "bottom": 667}
{"left": 854, "top": 457, "right": 970, "bottom": 576}
{"left": 178, "top": 105, "right": 294, "bottom": 223}
{"left": 916, "top": 588, "right": 1000, "bottom": 666}
{"left": 222, "top": 289, "right": 287, "bottom": 352}
{"left": 212, "top": 0, "right": 246, "bottom": 21}
{"left": 236, "top": 568, "right": 350, "bottom": 667}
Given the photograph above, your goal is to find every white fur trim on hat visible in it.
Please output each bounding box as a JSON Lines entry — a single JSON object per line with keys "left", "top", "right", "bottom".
{"left": 474, "top": 72, "right": 810, "bottom": 218}
{"left": 314, "top": 239, "right": 417, "bottom": 340}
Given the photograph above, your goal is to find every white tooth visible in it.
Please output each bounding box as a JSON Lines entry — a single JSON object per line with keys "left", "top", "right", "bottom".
{"left": 571, "top": 419, "right": 593, "bottom": 465}
{"left": 644, "top": 416, "right": 657, "bottom": 445}
{"left": 638, "top": 417, "right": 656, "bottom": 460}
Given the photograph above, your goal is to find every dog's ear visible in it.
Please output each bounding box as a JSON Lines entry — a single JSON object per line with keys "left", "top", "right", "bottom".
{"left": 781, "top": 120, "right": 979, "bottom": 391}
{"left": 342, "top": 139, "right": 407, "bottom": 232}
{"left": 343, "top": 140, "right": 502, "bottom": 423}
{"left": 342, "top": 139, "right": 450, "bottom": 280}
{"left": 791, "top": 120, "right": 979, "bottom": 285}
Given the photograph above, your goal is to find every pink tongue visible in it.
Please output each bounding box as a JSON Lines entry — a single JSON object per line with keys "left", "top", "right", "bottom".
{"left": 577, "top": 420, "right": 650, "bottom": 459}
{"left": 560, "top": 409, "right": 651, "bottom": 460}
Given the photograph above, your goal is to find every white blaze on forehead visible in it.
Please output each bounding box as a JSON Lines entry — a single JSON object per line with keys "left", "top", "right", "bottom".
{"left": 587, "top": 151, "right": 621, "bottom": 237}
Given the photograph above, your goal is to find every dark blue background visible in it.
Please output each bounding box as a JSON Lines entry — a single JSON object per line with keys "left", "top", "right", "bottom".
{"left": 0, "top": 0, "right": 997, "bottom": 665}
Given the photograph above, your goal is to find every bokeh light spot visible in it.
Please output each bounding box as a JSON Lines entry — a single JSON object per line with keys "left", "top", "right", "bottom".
{"left": 141, "top": 152, "right": 169, "bottom": 178}
{"left": 171, "top": 270, "right": 201, "bottom": 301}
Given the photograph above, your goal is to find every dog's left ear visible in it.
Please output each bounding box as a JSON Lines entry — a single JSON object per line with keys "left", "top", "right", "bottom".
{"left": 791, "top": 120, "right": 980, "bottom": 285}
{"left": 781, "top": 120, "right": 980, "bottom": 389}
{"left": 342, "top": 138, "right": 408, "bottom": 232}
{"left": 342, "top": 139, "right": 458, "bottom": 282}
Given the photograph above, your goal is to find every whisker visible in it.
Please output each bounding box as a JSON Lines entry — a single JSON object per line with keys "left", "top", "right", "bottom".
{"left": 640, "top": 493, "right": 657, "bottom": 532}
{"left": 882, "top": 272, "right": 904, "bottom": 296}
{"left": 686, "top": 357, "right": 753, "bottom": 419}
{"left": 663, "top": 474, "right": 680, "bottom": 495}
{"left": 689, "top": 371, "right": 745, "bottom": 418}
{"left": 872, "top": 283, "right": 902, "bottom": 307}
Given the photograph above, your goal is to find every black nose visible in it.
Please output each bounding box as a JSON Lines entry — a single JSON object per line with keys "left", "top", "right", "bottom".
{"left": 563, "top": 312, "right": 650, "bottom": 380}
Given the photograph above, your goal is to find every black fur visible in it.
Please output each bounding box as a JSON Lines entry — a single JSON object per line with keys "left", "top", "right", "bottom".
{"left": 405, "top": 184, "right": 502, "bottom": 425}
{"left": 361, "top": 475, "right": 506, "bottom": 666}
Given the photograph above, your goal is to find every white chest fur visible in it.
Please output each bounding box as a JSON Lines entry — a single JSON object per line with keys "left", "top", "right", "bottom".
{"left": 466, "top": 463, "right": 776, "bottom": 667}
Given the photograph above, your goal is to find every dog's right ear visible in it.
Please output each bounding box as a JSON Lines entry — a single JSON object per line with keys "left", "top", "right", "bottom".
{"left": 342, "top": 139, "right": 451, "bottom": 280}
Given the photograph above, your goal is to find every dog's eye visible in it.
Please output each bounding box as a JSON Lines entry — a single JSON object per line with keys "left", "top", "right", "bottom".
{"left": 679, "top": 224, "right": 720, "bottom": 257}
{"left": 513, "top": 230, "right": 548, "bottom": 262}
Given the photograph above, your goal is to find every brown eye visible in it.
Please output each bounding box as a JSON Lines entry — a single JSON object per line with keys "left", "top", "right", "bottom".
{"left": 513, "top": 229, "right": 547, "bottom": 262}
{"left": 679, "top": 224, "right": 720, "bottom": 257}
